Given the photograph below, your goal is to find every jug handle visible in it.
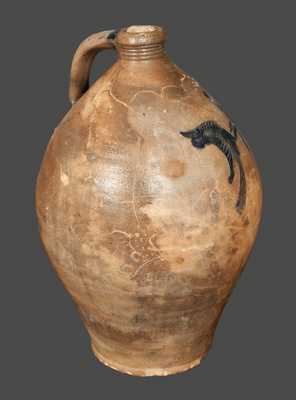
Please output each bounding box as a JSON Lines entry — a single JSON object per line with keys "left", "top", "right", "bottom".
{"left": 69, "top": 30, "right": 118, "bottom": 104}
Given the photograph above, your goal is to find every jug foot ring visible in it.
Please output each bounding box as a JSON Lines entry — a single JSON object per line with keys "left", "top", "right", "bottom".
{"left": 91, "top": 343, "right": 205, "bottom": 377}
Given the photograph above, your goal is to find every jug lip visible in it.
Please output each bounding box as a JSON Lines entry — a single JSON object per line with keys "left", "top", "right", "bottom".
{"left": 116, "top": 25, "right": 166, "bottom": 47}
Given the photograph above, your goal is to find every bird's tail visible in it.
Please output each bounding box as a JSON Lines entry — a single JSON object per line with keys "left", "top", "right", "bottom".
{"left": 235, "top": 156, "right": 246, "bottom": 213}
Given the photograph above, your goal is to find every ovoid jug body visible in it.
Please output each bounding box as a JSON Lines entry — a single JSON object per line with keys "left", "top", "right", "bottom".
{"left": 36, "top": 26, "right": 262, "bottom": 376}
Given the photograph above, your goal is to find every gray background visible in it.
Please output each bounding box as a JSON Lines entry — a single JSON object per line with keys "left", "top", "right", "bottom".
{"left": 2, "top": 0, "right": 295, "bottom": 398}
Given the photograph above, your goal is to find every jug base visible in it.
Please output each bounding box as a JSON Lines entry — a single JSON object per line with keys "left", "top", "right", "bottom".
{"left": 91, "top": 343, "right": 204, "bottom": 377}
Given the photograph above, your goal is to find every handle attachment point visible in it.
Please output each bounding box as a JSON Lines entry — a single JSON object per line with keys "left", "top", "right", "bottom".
{"left": 69, "top": 29, "right": 118, "bottom": 105}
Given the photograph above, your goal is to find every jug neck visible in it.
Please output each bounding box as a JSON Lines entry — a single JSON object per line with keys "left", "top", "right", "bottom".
{"left": 115, "top": 25, "right": 167, "bottom": 61}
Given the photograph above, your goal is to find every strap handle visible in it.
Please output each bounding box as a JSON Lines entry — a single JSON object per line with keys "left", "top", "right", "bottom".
{"left": 69, "top": 29, "right": 118, "bottom": 104}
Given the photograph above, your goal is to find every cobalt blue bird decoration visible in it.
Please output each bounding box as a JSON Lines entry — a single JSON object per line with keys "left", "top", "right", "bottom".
{"left": 180, "top": 120, "right": 246, "bottom": 213}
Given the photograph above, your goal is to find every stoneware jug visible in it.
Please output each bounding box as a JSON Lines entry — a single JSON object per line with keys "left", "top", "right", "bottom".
{"left": 36, "top": 25, "right": 262, "bottom": 376}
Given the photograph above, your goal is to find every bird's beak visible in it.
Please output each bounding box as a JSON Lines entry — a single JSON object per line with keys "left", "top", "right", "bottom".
{"left": 180, "top": 130, "right": 194, "bottom": 138}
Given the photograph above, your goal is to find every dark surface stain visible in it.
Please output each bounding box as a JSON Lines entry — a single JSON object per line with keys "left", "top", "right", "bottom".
{"left": 243, "top": 216, "right": 250, "bottom": 226}
{"left": 180, "top": 120, "right": 246, "bottom": 213}
{"left": 229, "top": 247, "right": 239, "bottom": 255}
{"left": 107, "top": 29, "right": 119, "bottom": 41}
{"left": 202, "top": 89, "right": 211, "bottom": 100}
{"left": 162, "top": 159, "right": 186, "bottom": 178}
{"left": 91, "top": 319, "right": 151, "bottom": 344}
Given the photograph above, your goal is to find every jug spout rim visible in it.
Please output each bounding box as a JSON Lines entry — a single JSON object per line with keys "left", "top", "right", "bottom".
{"left": 116, "top": 25, "right": 166, "bottom": 47}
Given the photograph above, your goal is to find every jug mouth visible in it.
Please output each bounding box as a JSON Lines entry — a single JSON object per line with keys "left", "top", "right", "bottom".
{"left": 116, "top": 25, "right": 166, "bottom": 47}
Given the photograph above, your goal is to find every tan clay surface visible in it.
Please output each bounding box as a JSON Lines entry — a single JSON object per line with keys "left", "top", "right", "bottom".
{"left": 36, "top": 26, "right": 262, "bottom": 376}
